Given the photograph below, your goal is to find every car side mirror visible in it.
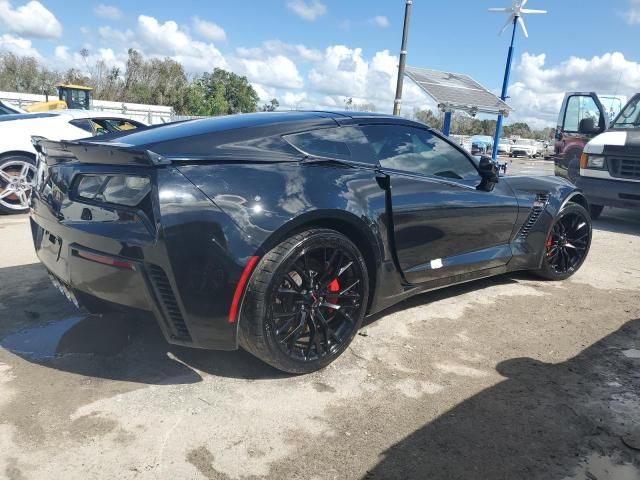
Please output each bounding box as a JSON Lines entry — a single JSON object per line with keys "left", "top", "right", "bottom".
{"left": 578, "top": 118, "right": 601, "bottom": 135}
{"left": 477, "top": 155, "right": 499, "bottom": 192}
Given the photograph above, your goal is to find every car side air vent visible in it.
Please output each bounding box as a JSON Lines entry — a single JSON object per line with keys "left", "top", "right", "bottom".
{"left": 516, "top": 194, "right": 550, "bottom": 240}
{"left": 147, "top": 264, "right": 192, "bottom": 342}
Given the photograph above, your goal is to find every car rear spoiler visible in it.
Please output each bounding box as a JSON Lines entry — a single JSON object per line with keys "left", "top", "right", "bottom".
{"left": 31, "top": 136, "right": 169, "bottom": 166}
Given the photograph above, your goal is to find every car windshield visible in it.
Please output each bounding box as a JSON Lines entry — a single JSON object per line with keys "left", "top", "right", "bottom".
{"left": 611, "top": 96, "right": 640, "bottom": 129}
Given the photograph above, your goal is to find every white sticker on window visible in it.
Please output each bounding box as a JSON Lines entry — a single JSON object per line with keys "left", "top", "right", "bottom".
{"left": 430, "top": 258, "right": 443, "bottom": 269}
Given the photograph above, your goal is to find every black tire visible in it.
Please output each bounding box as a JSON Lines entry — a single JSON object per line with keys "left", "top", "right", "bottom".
{"left": 533, "top": 203, "right": 592, "bottom": 281}
{"left": 589, "top": 204, "right": 604, "bottom": 220}
{"left": 239, "top": 228, "right": 369, "bottom": 374}
{"left": 0, "top": 154, "right": 37, "bottom": 215}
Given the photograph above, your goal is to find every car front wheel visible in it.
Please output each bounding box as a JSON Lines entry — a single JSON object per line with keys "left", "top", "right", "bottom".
{"left": 0, "top": 155, "right": 37, "bottom": 215}
{"left": 533, "top": 203, "right": 592, "bottom": 281}
{"left": 239, "top": 228, "right": 369, "bottom": 373}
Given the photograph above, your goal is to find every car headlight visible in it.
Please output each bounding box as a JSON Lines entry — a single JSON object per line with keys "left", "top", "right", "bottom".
{"left": 76, "top": 175, "right": 151, "bottom": 206}
{"left": 580, "top": 154, "right": 606, "bottom": 169}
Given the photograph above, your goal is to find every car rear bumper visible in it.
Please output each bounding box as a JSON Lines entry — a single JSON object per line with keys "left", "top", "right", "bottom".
{"left": 29, "top": 198, "right": 240, "bottom": 351}
{"left": 576, "top": 175, "right": 640, "bottom": 208}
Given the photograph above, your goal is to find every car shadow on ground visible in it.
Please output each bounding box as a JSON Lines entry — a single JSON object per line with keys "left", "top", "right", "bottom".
{"left": 593, "top": 208, "right": 640, "bottom": 236}
{"left": 365, "top": 318, "right": 640, "bottom": 480}
{"left": 0, "top": 262, "right": 523, "bottom": 385}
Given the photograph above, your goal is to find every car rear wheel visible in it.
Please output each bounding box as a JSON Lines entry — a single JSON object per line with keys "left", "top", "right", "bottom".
{"left": 0, "top": 155, "right": 37, "bottom": 215}
{"left": 533, "top": 203, "right": 592, "bottom": 281}
{"left": 239, "top": 228, "right": 369, "bottom": 374}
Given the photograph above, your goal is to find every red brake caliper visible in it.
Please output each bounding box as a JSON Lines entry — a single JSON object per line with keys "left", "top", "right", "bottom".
{"left": 326, "top": 278, "right": 340, "bottom": 306}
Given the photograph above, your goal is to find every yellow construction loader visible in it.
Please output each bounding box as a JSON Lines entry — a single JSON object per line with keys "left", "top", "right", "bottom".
{"left": 25, "top": 84, "right": 93, "bottom": 112}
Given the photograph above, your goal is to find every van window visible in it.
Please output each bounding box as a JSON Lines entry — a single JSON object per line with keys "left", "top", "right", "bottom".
{"left": 564, "top": 95, "right": 602, "bottom": 133}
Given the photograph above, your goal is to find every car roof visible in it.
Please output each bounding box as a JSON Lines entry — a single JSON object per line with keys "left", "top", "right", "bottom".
{"left": 105, "top": 110, "right": 416, "bottom": 148}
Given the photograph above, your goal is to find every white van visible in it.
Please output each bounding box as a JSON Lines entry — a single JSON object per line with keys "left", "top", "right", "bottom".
{"left": 577, "top": 93, "right": 640, "bottom": 219}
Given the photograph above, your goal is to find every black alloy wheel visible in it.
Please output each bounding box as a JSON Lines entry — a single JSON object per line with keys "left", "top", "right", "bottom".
{"left": 535, "top": 203, "right": 592, "bottom": 280}
{"left": 239, "top": 229, "right": 369, "bottom": 373}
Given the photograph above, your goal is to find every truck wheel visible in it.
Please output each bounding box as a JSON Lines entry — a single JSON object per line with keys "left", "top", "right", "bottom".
{"left": 589, "top": 204, "right": 604, "bottom": 220}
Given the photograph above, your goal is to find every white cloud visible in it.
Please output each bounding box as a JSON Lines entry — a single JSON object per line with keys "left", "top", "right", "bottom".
{"left": 234, "top": 54, "right": 303, "bottom": 89}
{"left": 53, "top": 45, "right": 126, "bottom": 74}
{"left": 236, "top": 40, "right": 322, "bottom": 63}
{"left": 368, "top": 15, "right": 390, "bottom": 28}
{"left": 308, "top": 45, "right": 368, "bottom": 97}
{"left": 305, "top": 45, "right": 431, "bottom": 113}
{"left": 252, "top": 83, "right": 277, "bottom": 102}
{"left": 0, "top": 33, "right": 41, "bottom": 57}
{"left": 98, "top": 25, "right": 135, "bottom": 45}
{"left": 192, "top": 16, "right": 227, "bottom": 42}
{"left": 625, "top": 0, "right": 640, "bottom": 24}
{"left": 507, "top": 52, "right": 640, "bottom": 128}
{"left": 137, "top": 15, "right": 191, "bottom": 55}
{"left": 94, "top": 3, "right": 122, "bottom": 21}
{"left": 135, "top": 15, "right": 227, "bottom": 71}
{"left": 0, "top": 0, "right": 62, "bottom": 38}
{"left": 286, "top": 0, "right": 327, "bottom": 21}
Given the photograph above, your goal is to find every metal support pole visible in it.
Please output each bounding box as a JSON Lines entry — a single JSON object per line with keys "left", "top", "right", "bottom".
{"left": 492, "top": 16, "right": 518, "bottom": 160}
{"left": 442, "top": 111, "right": 452, "bottom": 136}
{"left": 393, "top": 0, "right": 412, "bottom": 116}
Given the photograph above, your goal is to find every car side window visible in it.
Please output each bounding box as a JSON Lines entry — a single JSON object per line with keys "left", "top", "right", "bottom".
{"left": 284, "top": 127, "right": 375, "bottom": 162}
{"left": 69, "top": 119, "right": 94, "bottom": 134}
{"left": 360, "top": 125, "right": 479, "bottom": 181}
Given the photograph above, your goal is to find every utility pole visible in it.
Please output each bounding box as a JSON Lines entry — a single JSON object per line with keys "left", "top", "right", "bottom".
{"left": 393, "top": 0, "right": 412, "bottom": 116}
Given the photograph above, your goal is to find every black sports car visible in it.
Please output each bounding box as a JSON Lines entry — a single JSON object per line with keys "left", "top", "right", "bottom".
{"left": 30, "top": 111, "right": 592, "bottom": 373}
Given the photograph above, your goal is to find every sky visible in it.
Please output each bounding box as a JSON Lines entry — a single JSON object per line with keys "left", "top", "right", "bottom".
{"left": 0, "top": 0, "right": 639, "bottom": 127}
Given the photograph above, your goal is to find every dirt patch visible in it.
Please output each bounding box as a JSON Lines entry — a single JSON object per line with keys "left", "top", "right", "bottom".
{"left": 187, "top": 446, "right": 230, "bottom": 480}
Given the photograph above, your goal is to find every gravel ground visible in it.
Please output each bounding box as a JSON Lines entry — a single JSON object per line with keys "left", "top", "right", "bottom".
{"left": 0, "top": 159, "right": 639, "bottom": 479}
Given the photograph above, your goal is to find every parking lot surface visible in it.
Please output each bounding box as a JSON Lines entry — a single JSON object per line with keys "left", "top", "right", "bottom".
{"left": 0, "top": 159, "right": 639, "bottom": 479}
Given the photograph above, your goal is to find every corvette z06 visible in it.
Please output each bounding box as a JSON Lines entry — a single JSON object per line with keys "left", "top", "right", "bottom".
{"left": 30, "top": 111, "right": 592, "bottom": 373}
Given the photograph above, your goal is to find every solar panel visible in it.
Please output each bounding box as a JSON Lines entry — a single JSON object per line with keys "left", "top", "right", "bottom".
{"left": 405, "top": 67, "right": 512, "bottom": 116}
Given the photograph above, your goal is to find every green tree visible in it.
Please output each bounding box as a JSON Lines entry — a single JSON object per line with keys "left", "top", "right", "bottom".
{"left": 184, "top": 77, "right": 228, "bottom": 116}
{"left": 414, "top": 108, "right": 442, "bottom": 128}
{"left": 184, "top": 68, "right": 258, "bottom": 116}
{"left": 261, "top": 98, "right": 279, "bottom": 112}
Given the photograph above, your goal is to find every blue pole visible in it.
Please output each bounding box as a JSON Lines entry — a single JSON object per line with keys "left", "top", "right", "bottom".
{"left": 442, "top": 111, "right": 452, "bottom": 136}
{"left": 492, "top": 17, "right": 518, "bottom": 160}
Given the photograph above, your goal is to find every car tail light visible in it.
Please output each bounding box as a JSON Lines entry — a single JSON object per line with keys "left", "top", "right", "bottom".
{"left": 76, "top": 175, "right": 151, "bottom": 206}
